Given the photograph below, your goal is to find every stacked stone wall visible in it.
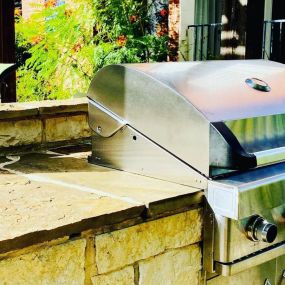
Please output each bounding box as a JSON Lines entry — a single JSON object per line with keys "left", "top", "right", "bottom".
{"left": 0, "top": 98, "right": 90, "bottom": 153}
{"left": 0, "top": 209, "right": 203, "bottom": 285}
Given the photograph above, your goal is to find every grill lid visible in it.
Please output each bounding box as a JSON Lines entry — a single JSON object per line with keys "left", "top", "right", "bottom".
{"left": 88, "top": 60, "right": 285, "bottom": 176}
{"left": 116, "top": 60, "right": 285, "bottom": 122}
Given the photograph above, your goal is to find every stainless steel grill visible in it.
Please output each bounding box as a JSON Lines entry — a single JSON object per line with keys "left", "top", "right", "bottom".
{"left": 87, "top": 60, "right": 285, "bottom": 285}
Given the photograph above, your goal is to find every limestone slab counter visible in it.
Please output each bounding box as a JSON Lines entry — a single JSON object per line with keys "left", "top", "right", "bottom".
{"left": 0, "top": 144, "right": 203, "bottom": 285}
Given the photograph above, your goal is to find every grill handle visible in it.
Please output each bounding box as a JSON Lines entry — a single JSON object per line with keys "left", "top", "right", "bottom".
{"left": 254, "top": 146, "right": 285, "bottom": 166}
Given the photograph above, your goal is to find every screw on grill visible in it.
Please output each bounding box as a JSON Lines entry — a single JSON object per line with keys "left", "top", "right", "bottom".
{"left": 96, "top": 126, "right": 102, "bottom": 133}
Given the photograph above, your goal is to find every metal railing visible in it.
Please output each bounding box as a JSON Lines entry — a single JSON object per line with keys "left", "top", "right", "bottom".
{"left": 263, "top": 19, "right": 285, "bottom": 63}
{"left": 187, "top": 23, "right": 222, "bottom": 61}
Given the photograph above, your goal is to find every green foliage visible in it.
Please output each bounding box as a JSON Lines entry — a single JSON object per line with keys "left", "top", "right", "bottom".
{"left": 16, "top": 0, "right": 95, "bottom": 101}
{"left": 16, "top": 0, "right": 169, "bottom": 101}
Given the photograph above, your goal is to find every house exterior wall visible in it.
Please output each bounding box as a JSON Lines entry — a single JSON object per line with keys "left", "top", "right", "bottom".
{"left": 169, "top": 0, "right": 180, "bottom": 61}
{"left": 22, "top": 0, "right": 44, "bottom": 19}
{"left": 220, "top": 0, "right": 248, "bottom": 59}
{"left": 180, "top": 0, "right": 276, "bottom": 61}
{"left": 179, "top": 0, "right": 195, "bottom": 61}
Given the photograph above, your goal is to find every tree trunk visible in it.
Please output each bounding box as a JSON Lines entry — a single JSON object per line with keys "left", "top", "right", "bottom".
{"left": 0, "top": 0, "right": 16, "bottom": 102}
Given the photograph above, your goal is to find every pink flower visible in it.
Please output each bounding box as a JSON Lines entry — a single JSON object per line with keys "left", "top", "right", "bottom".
{"left": 160, "top": 9, "right": 168, "bottom": 17}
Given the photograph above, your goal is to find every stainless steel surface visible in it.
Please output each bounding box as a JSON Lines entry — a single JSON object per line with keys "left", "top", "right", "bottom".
{"left": 209, "top": 124, "right": 235, "bottom": 170}
{"left": 88, "top": 64, "right": 211, "bottom": 175}
{"left": 88, "top": 99, "right": 126, "bottom": 137}
{"left": 88, "top": 60, "right": 285, "bottom": 175}
{"left": 90, "top": 126, "right": 207, "bottom": 188}
{"left": 215, "top": 242, "right": 285, "bottom": 276}
{"left": 207, "top": 163, "right": 285, "bottom": 219}
{"left": 211, "top": 208, "right": 285, "bottom": 263}
{"left": 113, "top": 60, "right": 285, "bottom": 122}
{"left": 207, "top": 259, "right": 276, "bottom": 284}
{"left": 225, "top": 113, "right": 285, "bottom": 153}
{"left": 87, "top": 60, "right": 285, "bottom": 283}
{"left": 225, "top": 113, "right": 285, "bottom": 166}
{"left": 276, "top": 255, "right": 285, "bottom": 285}
{"left": 255, "top": 147, "right": 285, "bottom": 166}
{"left": 206, "top": 163, "right": 285, "bottom": 264}
{"left": 245, "top": 78, "right": 271, "bottom": 92}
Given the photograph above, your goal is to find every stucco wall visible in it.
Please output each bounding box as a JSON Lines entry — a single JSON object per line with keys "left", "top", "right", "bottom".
{"left": 22, "top": 0, "right": 44, "bottom": 19}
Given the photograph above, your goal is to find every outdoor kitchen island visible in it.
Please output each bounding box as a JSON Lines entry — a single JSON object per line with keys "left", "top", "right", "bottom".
{"left": 0, "top": 97, "right": 205, "bottom": 285}
{"left": 2, "top": 59, "right": 285, "bottom": 285}
{"left": 0, "top": 147, "right": 203, "bottom": 285}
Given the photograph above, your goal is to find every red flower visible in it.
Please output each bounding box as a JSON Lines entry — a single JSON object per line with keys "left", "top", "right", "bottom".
{"left": 44, "top": 0, "right": 57, "bottom": 8}
{"left": 31, "top": 35, "right": 43, "bottom": 45}
{"left": 160, "top": 9, "right": 168, "bottom": 17}
{"left": 156, "top": 31, "right": 166, "bottom": 37}
{"left": 130, "top": 15, "right": 136, "bottom": 23}
{"left": 116, "top": 35, "right": 127, "bottom": 46}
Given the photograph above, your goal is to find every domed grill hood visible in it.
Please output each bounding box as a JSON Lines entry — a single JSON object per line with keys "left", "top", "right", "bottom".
{"left": 88, "top": 60, "right": 285, "bottom": 178}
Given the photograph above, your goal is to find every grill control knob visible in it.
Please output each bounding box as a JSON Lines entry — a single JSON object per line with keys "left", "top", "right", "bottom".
{"left": 246, "top": 215, "right": 277, "bottom": 243}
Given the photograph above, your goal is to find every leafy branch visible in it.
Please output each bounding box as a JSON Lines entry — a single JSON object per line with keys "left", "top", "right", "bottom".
{"left": 16, "top": 0, "right": 169, "bottom": 101}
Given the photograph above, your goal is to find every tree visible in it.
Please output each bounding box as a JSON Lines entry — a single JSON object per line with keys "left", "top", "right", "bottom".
{"left": 16, "top": 0, "right": 169, "bottom": 101}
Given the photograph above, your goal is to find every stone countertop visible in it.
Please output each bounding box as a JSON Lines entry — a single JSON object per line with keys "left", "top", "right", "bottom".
{"left": 0, "top": 144, "right": 203, "bottom": 254}
{"left": 0, "top": 98, "right": 88, "bottom": 120}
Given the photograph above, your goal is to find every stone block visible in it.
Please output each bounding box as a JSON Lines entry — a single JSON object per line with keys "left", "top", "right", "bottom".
{"left": 38, "top": 98, "right": 88, "bottom": 115}
{"left": 0, "top": 239, "right": 86, "bottom": 285}
{"left": 95, "top": 208, "right": 202, "bottom": 273}
{"left": 0, "top": 119, "right": 42, "bottom": 147}
{"left": 0, "top": 103, "right": 38, "bottom": 120}
{"left": 138, "top": 244, "right": 201, "bottom": 285}
{"left": 91, "top": 266, "right": 134, "bottom": 285}
{"left": 45, "top": 114, "right": 90, "bottom": 142}
{"left": 0, "top": 98, "right": 88, "bottom": 120}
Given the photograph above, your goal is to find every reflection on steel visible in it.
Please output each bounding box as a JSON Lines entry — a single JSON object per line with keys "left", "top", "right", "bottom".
{"left": 225, "top": 113, "right": 285, "bottom": 166}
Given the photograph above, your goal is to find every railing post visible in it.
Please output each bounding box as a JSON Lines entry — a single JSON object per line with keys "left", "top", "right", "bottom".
{"left": 200, "top": 25, "right": 204, "bottom": 60}
{"left": 262, "top": 21, "right": 267, "bottom": 59}
{"left": 194, "top": 26, "right": 198, "bottom": 61}
{"left": 0, "top": 0, "right": 17, "bottom": 102}
{"left": 279, "top": 22, "right": 283, "bottom": 61}
{"left": 270, "top": 22, "right": 274, "bottom": 59}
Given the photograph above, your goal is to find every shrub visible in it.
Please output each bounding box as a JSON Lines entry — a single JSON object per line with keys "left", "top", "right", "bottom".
{"left": 16, "top": 0, "right": 169, "bottom": 101}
